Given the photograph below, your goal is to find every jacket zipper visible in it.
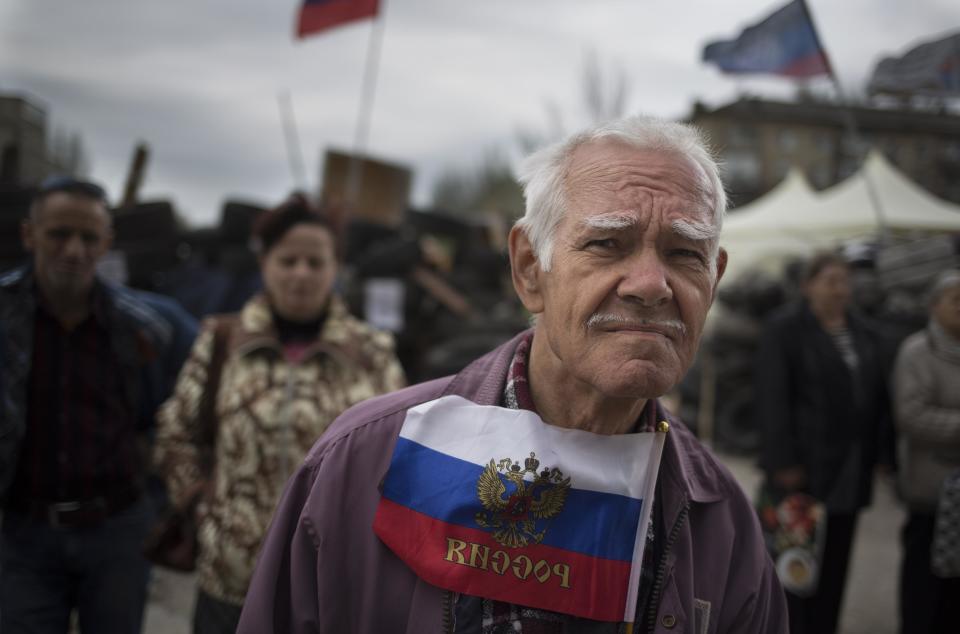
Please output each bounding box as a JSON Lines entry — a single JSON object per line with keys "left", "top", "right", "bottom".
{"left": 442, "top": 590, "right": 454, "bottom": 633}
{"left": 644, "top": 499, "right": 690, "bottom": 633}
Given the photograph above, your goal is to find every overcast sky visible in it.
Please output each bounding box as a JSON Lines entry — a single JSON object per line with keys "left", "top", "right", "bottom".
{"left": 3, "top": 0, "right": 957, "bottom": 225}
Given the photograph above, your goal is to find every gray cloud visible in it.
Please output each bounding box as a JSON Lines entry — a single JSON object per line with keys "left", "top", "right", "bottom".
{"left": 2, "top": 0, "right": 956, "bottom": 223}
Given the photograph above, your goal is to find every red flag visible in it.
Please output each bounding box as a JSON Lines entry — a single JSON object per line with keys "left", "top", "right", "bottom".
{"left": 296, "top": 0, "right": 379, "bottom": 38}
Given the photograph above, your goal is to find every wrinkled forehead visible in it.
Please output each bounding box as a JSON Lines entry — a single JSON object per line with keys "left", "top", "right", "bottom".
{"left": 561, "top": 141, "right": 717, "bottom": 244}
{"left": 564, "top": 140, "right": 714, "bottom": 211}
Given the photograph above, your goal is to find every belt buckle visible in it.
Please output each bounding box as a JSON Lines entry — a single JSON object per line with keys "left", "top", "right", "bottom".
{"left": 47, "top": 498, "right": 108, "bottom": 528}
{"left": 48, "top": 501, "right": 83, "bottom": 528}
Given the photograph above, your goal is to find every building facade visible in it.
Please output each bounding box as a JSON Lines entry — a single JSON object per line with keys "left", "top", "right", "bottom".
{"left": 0, "top": 94, "right": 50, "bottom": 186}
{"left": 688, "top": 98, "right": 960, "bottom": 208}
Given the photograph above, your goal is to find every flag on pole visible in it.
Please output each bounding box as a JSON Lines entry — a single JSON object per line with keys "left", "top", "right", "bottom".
{"left": 868, "top": 31, "right": 960, "bottom": 96}
{"left": 373, "top": 396, "right": 666, "bottom": 623}
{"left": 296, "top": 0, "right": 379, "bottom": 39}
{"left": 702, "top": 0, "right": 831, "bottom": 78}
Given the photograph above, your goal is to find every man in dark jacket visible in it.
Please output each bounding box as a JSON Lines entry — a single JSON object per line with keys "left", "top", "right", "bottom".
{"left": 0, "top": 177, "right": 197, "bottom": 633}
{"left": 238, "top": 116, "right": 788, "bottom": 633}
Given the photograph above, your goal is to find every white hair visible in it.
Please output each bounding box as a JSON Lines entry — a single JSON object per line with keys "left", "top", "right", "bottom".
{"left": 515, "top": 115, "right": 727, "bottom": 272}
{"left": 929, "top": 269, "right": 960, "bottom": 306}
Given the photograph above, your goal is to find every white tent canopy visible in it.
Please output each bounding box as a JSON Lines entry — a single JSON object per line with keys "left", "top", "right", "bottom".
{"left": 719, "top": 151, "right": 960, "bottom": 283}
{"left": 720, "top": 169, "right": 823, "bottom": 281}
{"left": 722, "top": 168, "right": 820, "bottom": 237}
{"left": 805, "top": 152, "right": 960, "bottom": 235}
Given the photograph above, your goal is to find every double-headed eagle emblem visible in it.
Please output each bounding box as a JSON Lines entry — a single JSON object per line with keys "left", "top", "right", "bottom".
{"left": 475, "top": 452, "right": 571, "bottom": 548}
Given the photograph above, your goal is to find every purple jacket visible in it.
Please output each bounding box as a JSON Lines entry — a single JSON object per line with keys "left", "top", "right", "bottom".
{"left": 237, "top": 332, "right": 788, "bottom": 633}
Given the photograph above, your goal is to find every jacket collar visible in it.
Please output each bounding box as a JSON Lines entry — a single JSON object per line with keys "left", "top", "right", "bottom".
{"left": 32, "top": 276, "right": 111, "bottom": 330}
{"left": 442, "top": 329, "right": 529, "bottom": 407}
{"left": 446, "top": 329, "right": 731, "bottom": 505}
{"left": 928, "top": 319, "right": 960, "bottom": 364}
{"left": 232, "top": 294, "right": 374, "bottom": 369}
{"left": 658, "top": 406, "right": 731, "bottom": 504}
{"left": 2, "top": 264, "right": 167, "bottom": 350}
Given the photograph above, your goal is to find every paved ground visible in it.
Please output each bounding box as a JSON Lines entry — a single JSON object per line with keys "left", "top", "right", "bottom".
{"left": 144, "top": 568, "right": 194, "bottom": 634}
{"left": 144, "top": 452, "right": 905, "bottom": 634}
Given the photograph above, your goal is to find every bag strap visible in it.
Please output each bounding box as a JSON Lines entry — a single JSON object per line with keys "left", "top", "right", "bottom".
{"left": 198, "top": 315, "right": 235, "bottom": 459}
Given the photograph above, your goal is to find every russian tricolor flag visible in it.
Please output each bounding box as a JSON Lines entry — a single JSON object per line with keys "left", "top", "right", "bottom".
{"left": 296, "top": 0, "right": 379, "bottom": 39}
{"left": 373, "top": 396, "right": 666, "bottom": 622}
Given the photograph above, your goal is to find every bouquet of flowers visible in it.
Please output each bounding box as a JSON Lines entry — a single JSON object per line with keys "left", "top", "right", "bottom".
{"left": 755, "top": 483, "right": 826, "bottom": 597}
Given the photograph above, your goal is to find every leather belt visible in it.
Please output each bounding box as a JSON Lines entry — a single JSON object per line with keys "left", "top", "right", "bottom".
{"left": 13, "top": 486, "right": 141, "bottom": 529}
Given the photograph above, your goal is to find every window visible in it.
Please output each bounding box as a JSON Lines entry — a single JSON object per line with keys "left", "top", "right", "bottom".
{"left": 722, "top": 149, "right": 761, "bottom": 184}
{"left": 21, "top": 102, "right": 45, "bottom": 127}
{"left": 772, "top": 158, "right": 791, "bottom": 181}
{"left": 815, "top": 133, "right": 834, "bottom": 155}
{"left": 778, "top": 129, "right": 799, "bottom": 153}
{"left": 729, "top": 124, "right": 759, "bottom": 146}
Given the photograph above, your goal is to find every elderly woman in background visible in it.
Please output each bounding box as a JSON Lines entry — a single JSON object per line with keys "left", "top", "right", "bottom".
{"left": 154, "top": 194, "right": 405, "bottom": 634}
{"left": 895, "top": 270, "right": 960, "bottom": 634}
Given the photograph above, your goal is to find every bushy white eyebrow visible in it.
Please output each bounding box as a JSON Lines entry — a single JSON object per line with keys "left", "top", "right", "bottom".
{"left": 671, "top": 218, "right": 718, "bottom": 242}
{"left": 579, "top": 213, "right": 639, "bottom": 231}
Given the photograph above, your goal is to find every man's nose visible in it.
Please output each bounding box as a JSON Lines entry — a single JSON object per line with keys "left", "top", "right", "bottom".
{"left": 617, "top": 250, "right": 672, "bottom": 307}
{"left": 62, "top": 234, "right": 86, "bottom": 258}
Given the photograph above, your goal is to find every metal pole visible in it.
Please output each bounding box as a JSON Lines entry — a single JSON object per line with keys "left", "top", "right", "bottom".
{"left": 277, "top": 90, "right": 308, "bottom": 191}
{"left": 800, "top": 0, "right": 890, "bottom": 243}
{"left": 346, "top": 4, "right": 388, "bottom": 205}
{"left": 119, "top": 142, "right": 149, "bottom": 210}
{"left": 828, "top": 79, "right": 891, "bottom": 243}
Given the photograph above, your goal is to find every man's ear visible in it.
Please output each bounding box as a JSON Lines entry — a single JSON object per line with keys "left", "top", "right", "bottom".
{"left": 20, "top": 219, "right": 35, "bottom": 252}
{"left": 508, "top": 225, "right": 545, "bottom": 315}
{"left": 102, "top": 226, "right": 115, "bottom": 254}
{"left": 710, "top": 247, "right": 728, "bottom": 302}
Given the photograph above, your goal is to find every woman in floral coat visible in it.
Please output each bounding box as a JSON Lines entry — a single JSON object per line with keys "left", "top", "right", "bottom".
{"left": 154, "top": 195, "right": 405, "bottom": 634}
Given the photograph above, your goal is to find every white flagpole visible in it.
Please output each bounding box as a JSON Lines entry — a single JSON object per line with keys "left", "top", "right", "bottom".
{"left": 346, "top": 1, "right": 388, "bottom": 205}
{"left": 277, "top": 90, "right": 308, "bottom": 191}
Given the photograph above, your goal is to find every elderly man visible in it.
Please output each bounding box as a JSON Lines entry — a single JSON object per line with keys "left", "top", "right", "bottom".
{"left": 0, "top": 177, "right": 196, "bottom": 633}
{"left": 238, "top": 116, "right": 787, "bottom": 633}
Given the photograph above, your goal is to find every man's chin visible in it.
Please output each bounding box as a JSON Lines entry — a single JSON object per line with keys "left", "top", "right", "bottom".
{"left": 47, "top": 275, "right": 94, "bottom": 297}
{"left": 591, "top": 363, "right": 680, "bottom": 401}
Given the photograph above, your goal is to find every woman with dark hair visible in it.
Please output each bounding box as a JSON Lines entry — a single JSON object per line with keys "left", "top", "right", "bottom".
{"left": 756, "top": 250, "right": 892, "bottom": 634}
{"left": 154, "top": 194, "right": 405, "bottom": 633}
